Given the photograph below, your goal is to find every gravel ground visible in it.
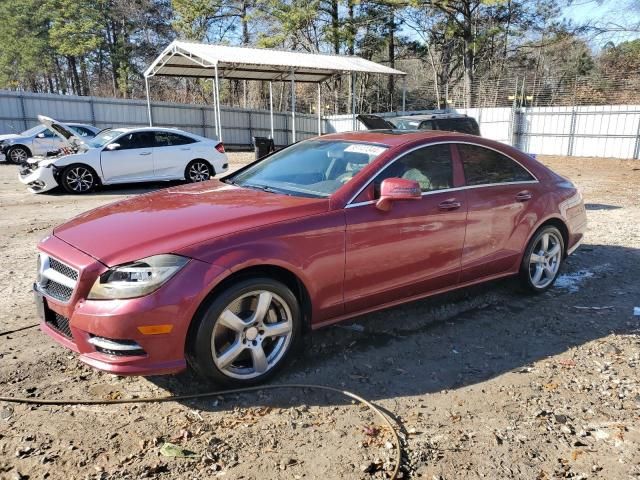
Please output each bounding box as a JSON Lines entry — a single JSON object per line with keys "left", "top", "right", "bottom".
{"left": 0, "top": 154, "right": 639, "bottom": 480}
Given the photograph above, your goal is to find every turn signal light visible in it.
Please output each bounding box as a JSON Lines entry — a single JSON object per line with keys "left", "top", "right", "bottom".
{"left": 137, "top": 324, "right": 174, "bottom": 335}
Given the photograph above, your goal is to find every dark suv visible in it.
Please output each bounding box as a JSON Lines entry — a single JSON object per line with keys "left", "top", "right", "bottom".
{"left": 357, "top": 113, "right": 481, "bottom": 136}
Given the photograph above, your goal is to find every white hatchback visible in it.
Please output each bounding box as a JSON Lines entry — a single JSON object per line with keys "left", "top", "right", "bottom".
{"left": 19, "top": 116, "right": 228, "bottom": 194}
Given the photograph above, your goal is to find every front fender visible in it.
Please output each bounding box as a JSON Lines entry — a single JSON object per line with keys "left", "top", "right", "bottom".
{"left": 178, "top": 210, "right": 347, "bottom": 323}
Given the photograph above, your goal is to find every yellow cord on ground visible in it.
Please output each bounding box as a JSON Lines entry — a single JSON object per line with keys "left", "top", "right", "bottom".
{"left": 0, "top": 383, "right": 403, "bottom": 479}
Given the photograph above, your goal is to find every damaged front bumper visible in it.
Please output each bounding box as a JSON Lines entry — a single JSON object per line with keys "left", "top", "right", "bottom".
{"left": 18, "top": 162, "right": 59, "bottom": 193}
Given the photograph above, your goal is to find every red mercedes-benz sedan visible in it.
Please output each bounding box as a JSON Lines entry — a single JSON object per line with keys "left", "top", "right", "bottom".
{"left": 34, "top": 130, "right": 586, "bottom": 385}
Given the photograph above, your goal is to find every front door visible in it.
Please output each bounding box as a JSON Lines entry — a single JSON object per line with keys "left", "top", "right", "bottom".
{"left": 100, "top": 131, "right": 155, "bottom": 183}
{"left": 344, "top": 143, "right": 467, "bottom": 313}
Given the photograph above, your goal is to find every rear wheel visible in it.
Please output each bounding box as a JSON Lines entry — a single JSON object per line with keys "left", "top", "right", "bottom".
{"left": 185, "top": 160, "right": 213, "bottom": 183}
{"left": 60, "top": 164, "right": 97, "bottom": 194}
{"left": 519, "top": 226, "right": 564, "bottom": 293}
{"left": 187, "top": 277, "right": 301, "bottom": 386}
{"left": 7, "top": 146, "right": 30, "bottom": 164}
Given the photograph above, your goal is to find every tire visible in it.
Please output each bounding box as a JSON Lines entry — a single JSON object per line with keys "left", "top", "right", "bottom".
{"left": 60, "top": 164, "right": 98, "bottom": 194}
{"left": 187, "top": 277, "right": 302, "bottom": 386}
{"left": 185, "top": 160, "right": 213, "bottom": 183}
{"left": 519, "top": 225, "right": 565, "bottom": 293}
{"left": 7, "top": 146, "right": 30, "bottom": 164}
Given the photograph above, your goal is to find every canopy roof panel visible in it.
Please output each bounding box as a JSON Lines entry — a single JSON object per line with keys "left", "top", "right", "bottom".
{"left": 144, "top": 40, "right": 405, "bottom": 82}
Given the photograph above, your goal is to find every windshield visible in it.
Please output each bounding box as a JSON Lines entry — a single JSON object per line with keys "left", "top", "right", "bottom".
{"left": 21, "top": 126, "right": 44, "bottom": 136}
{"left": 228, "top": 140, "right": 388, "bottom": 198}
{"left": 86, "top": 129, "right": 125, "bottom": 148}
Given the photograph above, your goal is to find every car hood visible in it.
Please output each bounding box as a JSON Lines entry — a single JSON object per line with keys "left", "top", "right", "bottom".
{"left": 53, "top": 180, "right": 330, "bottom": 266}
{"left": 38, "top": 115, "right": 83, "bottom": 150}
{"left": 0, "top": 134, "right": 21, "bottom": 142}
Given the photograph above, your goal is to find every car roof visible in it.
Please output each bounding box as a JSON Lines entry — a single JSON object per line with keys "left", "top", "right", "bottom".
{"left": 318, "top": 129, "right": 477, "bottom": 147}
{"left": 393, "top": 113, "right": 472, "bottom": 121}
{"left": 107, "top": 126, "right": 196, "bottom": 134}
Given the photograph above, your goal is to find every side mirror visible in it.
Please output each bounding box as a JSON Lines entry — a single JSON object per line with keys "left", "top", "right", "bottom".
{"left": 36, "top": 133, "right": 46, "bottom": 139}
{"left": 105, "top": 143, "right": 120, "bottom": 151}
{"left": 376, "top": 178, "right": 421, "bottom": 212}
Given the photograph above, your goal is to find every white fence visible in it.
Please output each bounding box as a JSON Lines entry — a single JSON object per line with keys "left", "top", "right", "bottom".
{"left": 0, "top": 90, "right": 320, "bottom": 148}
{"left": 1, "top": 90, "right": 639, "bottom": 158}
{"left": 325, "top": 106, "right": 640, "bottom": 159}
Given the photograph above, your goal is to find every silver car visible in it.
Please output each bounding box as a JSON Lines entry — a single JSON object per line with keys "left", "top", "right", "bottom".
{"left": 0, "top": 122, "right": 100, "bottom": 164}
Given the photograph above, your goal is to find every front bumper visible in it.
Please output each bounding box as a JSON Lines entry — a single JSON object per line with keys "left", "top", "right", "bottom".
{"left": 18, "top": 164, "right": 58, "bottom": 193}
{"left": 36, "top": 235, "right": 229, "bottom": 376}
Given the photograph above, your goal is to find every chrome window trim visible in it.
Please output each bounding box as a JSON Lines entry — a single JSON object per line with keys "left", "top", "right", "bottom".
{"left": 344, "top": 140, "right": 539, "bottom": 208}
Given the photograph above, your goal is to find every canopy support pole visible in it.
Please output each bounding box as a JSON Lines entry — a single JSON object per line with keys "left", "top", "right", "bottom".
{"left": 145, "top": 76, "right": 152, "bottom": 126}
{"left": 211, "top": 79, "right": 218, "bottom": 139}
{"left": 291, "top": 70, "right": 296, "bottom": 143}
{"left": 351, "top": 72, "right": 356, "bottom": 130}
{"left": 317, "top": 83, "right": 322, "bottom": 136}
{"left": 402, "top": 76, "right": 407, "bottom": 115}
{"left": 214, "top": 63, "right": 222, "bottom": 141}
{"left": 269, "top": 81, "right": 274, "bottom": 140}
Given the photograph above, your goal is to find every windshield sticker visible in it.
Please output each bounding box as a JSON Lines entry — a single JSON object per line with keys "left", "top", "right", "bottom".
{"left": 344, "top": 144, "right": 386, "bottom": 156}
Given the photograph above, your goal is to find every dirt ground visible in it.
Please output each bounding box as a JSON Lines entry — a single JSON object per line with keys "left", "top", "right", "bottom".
{"left": 0, "top": 153, "right": 639, "bottom": 480}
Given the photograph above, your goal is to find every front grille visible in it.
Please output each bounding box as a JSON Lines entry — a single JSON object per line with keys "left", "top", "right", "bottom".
{"left": 49, "top": 257, "right": 79, "bottom": 281}
{"left": 37, "top": 254, "right": 78, "bottom": 303}
{"left": 46, "top": 311, "right": 72, "bottom": 338}
{"left": 41, "top": 280, "right": 73, "bottom": 302}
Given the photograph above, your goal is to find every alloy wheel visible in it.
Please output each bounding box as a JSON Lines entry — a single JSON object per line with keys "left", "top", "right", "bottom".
{"left": 188, "top": 162, "right": 211, "bottom": 182}
{"left": 9, "top": 148, "right": 28, "bottom": 163}
{"left": 528, "top": 231, "right": 562, "bottom": 289}
{"left": 211, "top": 290, "right": 293, "bottom": 380}
{"left": 65, "top": 167, "right": 94, "bottom": 192}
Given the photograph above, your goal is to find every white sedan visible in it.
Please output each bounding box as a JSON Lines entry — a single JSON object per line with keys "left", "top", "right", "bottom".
{"left": 19, "top": 116, "right": 229, "bottom": 194}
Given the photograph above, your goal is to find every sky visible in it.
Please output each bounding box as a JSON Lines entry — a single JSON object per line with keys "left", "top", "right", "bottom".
{"left": 562, "top": 0, "right": 640, "bottom": 46}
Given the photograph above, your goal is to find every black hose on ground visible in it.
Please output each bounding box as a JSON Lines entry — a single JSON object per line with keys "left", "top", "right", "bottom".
{"left": 0, "top": 323, "right": 39, "bottom": 336}
{"left": 0, "top": 383, "right": 403, "bottom": 479}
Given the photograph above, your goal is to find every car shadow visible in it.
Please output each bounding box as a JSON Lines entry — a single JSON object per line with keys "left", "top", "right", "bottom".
{"left": 40, "top": 180, "right": 187, "bottom": 197}
{"left": 146, "top": 242, "right": 638, "bottom": 413}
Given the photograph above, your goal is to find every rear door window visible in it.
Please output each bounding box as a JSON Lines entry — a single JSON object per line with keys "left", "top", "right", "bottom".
{"left": 457, "top": 144, "right": 534, "bottom": 186}
{"left": 166, "top": 132, "right": 196, "bottom": 146}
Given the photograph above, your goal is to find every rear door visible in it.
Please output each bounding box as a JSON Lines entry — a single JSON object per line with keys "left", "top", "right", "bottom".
{"left": 455, "top": 143, "right": 540, "bottom": 282}
{"left": 152, "top": 131, "right": 198, "bottom": 179}
{"left": 344, "top": 143, "right": 467, "bottom": 312}
{"left": 100, "top": 131, "right": 155, "bottom": 183}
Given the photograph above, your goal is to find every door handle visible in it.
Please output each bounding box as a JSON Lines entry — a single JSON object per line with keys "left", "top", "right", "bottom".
{"left": 516, "top": 191, "right": 532, "bottom": 201}
{"left": 438, "top": 200, "right": 462, "bottom": 210}
{"left": 180, "top": 147, "right": 191, "bottom": 151}
{"left": 139, "top": 151, "right": 151, "bottom": 156}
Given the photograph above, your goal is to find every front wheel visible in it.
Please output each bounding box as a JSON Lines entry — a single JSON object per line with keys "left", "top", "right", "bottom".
{"left": 60, "top": 164, "right": 97, "bottom": 194}
{"left": 519, "top": 226, "right": 565, "bottom": 293}
{"left": 187, "top": 278, "right": 301, "bottom": 386}
{"left": 185, "top": 160, "right": 213, "bottom": 183}
{"left": 7, "top": 146, "right": 30, "bottom": 164}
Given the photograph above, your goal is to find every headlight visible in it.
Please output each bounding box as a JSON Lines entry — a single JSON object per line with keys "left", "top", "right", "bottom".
{"left": 88, "top": 254, "right": 189, "bottom": 300}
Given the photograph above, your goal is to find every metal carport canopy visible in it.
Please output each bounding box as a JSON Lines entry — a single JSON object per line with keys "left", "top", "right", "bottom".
{"left": 143, "top": 40, "right": 406, "bottom": 143}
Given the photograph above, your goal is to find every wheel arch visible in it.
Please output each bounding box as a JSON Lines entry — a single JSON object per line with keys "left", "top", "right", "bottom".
{"left": 56, "top": 162, "right": 102, "bottom": 186}
{"left": 7, "top": 144, "right": 32, "bottom": 158}
{"left": 185, "top": 158, "right": 215, "bottom": 179}
{"left": 190, "top": 263, "right": 313, "bottom": 337}
{"left": 526, "top": 216, "right": 570, "bottom": 258}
